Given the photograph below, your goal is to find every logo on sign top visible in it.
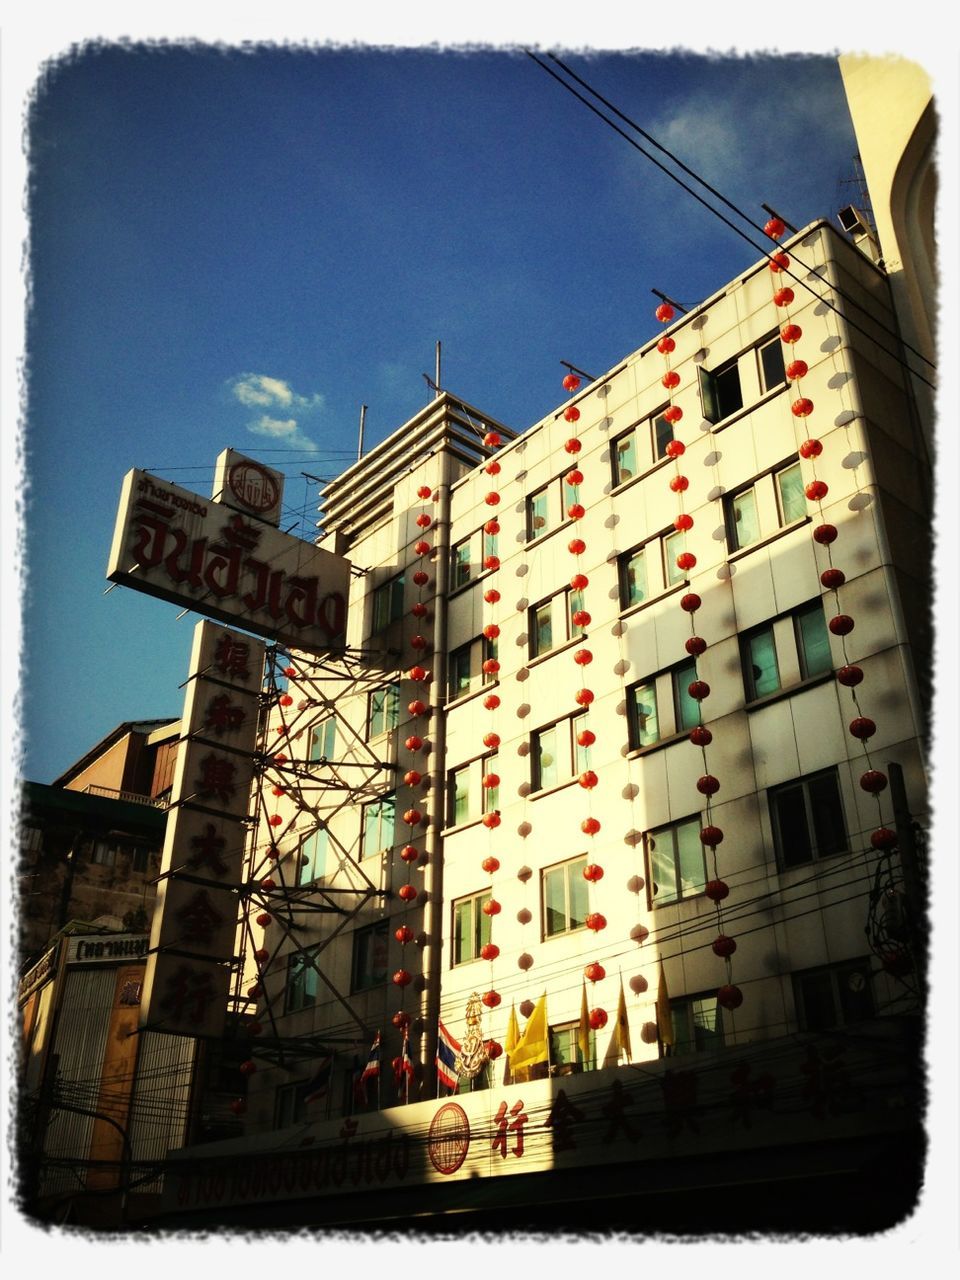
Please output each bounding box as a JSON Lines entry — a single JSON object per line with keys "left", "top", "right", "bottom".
{"left": 227, "top": 460, "right": 281, "bottom": 515}
{"left": 427, "top": 1102, "right": 471, "bottom": 1175}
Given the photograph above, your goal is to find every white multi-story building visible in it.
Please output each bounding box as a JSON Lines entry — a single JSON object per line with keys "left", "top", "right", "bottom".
{"left": 161, "top": 217, "right": 928, "bottom": 1232}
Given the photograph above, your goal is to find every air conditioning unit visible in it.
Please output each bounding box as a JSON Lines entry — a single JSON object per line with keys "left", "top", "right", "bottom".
{"left": 838, "top": 204, "right": 883, "bottom": 265}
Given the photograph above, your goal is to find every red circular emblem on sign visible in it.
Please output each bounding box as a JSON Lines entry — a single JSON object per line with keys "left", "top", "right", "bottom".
{"left": 428, "top": 1102, "right": 470, "bottom": 1175}
{"left": 227, "top": 460, "right": 280, "bottom": 514}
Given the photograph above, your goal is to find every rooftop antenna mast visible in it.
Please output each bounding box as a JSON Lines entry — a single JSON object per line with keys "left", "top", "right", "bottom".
{"left": 435, "top": 341, "right": 442, "bottom": 398}
{"left": 357, "top": 404, "right": 367, "bottom": 462}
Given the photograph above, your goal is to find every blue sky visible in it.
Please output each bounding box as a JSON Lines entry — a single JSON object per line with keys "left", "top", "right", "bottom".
{"left": 7, "top": 41, "right": 910, "bottom": 782}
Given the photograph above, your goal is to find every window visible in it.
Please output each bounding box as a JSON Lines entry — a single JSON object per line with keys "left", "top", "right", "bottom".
{"left": 769, "top": 769, "right": 846, "bottom": 870}
{"left": 298, "top": 827, "right": 328, "bottom": 885}
{"left": 793, "top": 958, "right": 875, "bottom": 1031}
{"left": 360, "top": 794, "right": 395, "bottom": 860}
{"left": 447, "top": 754, "right": 499, "bottom": 827}
{"left": 724, "top": 457, "right": 808, "bottom": 554}
{"left": 367, "top": 684, "right": 400, "bottom": 739}
{"left": 352, "top": 921, "right": 389, "bottom": 991}
{"left": 758, "top": 334, "right": 786, "bottom": 392}
{"left": 699, "top": 358, "right": 743, "bottom": 424}
{"left": 618, "top": 528, "right": 690, "bottom": 611}
{"left": 673, "top": 658, "right": 701, "bottom": 732}
{"left": 611, "top": 407, "right": 673, "bottom": 488}
{"left": 529, "top": 586, "right": 584, "bottom": 659}
{"left": 531, "top": 713, "right": 590, "bottom": 791}
{"left": 612, "top": 430, "right": 638, "bottom": 486}
{"left": 371, "top": 573, "right": 404, "bottom": 632}
{"left": 308, "top": 716, "right": 337, "bottom": 761}
{"left": 550, "top": 1021, "right": 596, "bottom": 1074}
{"left": 629, "top": 682, "right": 660, "bottom": 749}
{"left": 527, "top": 485, "right": 552, "bottom": 538}
{"left": 542, "top": 856, "right": 589, "bottom": 938}
{"left": 452, "top": 891, "right": 492, "bottom": 965}
{"left": 275, "top": 1081, "right": 310, "bottom": 1128}
{"left": 448, "top": 635, "right": 498, "bottom": 701}
{"left": 645, "top": 816, "right": 706, "bottom": 907}
{"left": 741, "top": 600, "right": 833, "bottom": 704}
{"left": 668, "top": 995, "right": 724, "bottom": 1055}
{"left": 90, "top": 839, "right": 119, "bottom": 868}
{"left": 626, "top": 660, "right": 700, "bottom": 750}
{"left": 451, "top": 528, "right": 499, "bottom": 590}
{"left": 286, "top": 950, "right": 319, "bottom": 1013}
{"left": 132, "top": 846, "right": 151, "bottom": 873}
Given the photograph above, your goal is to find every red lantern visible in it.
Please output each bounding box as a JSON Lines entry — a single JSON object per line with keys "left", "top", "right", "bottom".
{"left": 481, "top": 855, "right": 500, "bottom": 874}
{"left": 573, "top": 648, "right": 593, "bottom": 666}
{"left": 805, "top": 479, "right": 828, "bottom": 501}
{"left": 482, "top": 990, "right": 502, "bottom": 1008}
{"left": 485, "top": 492, "right": 501, "bottom": 506}
{"left": 566, "top": 468, "right": 584, "bottom": 486}
{"left": 769, "top": 251, "right": 790, "bottom": 272}
{"left": 255, "top": 912, "right": 271, "bottom": 928}
{"left": 392, "top": 1010, "right": 411, "bottom": 1029}
{"left": 398, "top": 884, "right": 418, "bottom": 902}
{"left": 780, "top": 323, "right": 803, "bottom": 343}
{"left": 484, "top": 518, "right": 500, "bottom": 535}
{"left": 764, "top": 216, "right": 786, "bottom": 239}
{"left": 393, "top": 969, "right": 412, "bottom": 987}
{"left": 258, "top": 880, "right": 275, "bottom": 894}
{"left": 254, "top": 948, "right": 269, "bottom": 964}
{"left": 564, "top": 405, "right": 581, "bottom": 423}
{"left": 712, "top": 935, "right": 737, "bottom": 958}
{"left": 585, "top": 961, "right": 606, "bottom": 983}
{"left": 482, "top": 811, "right": 501, "bottom": 829}
{"left": 482, "top": 772, "right": 500, "bottom": 789}
{"left": 575, "top": 688, "right": 595, "bottom": 706}
{"left": 484, "top": 431, "right": 502, "bottom": 448}
{"left": 697, "top": 774, "right": 720, "bottom": 795}
{"left": 268, "top": 815, "right": 283, "bottom": 827}
{"left": 787, "top": 360, "right": 809, "bottom": 381}
{"left": 271, "top": 786, "right": 285, "bottom": 797}
{"left": 483, "top": 731, "right": 501, "bottom": 749}
{"left": 829, "top": 614, "right": 855, "bottom": 636}
{"left": 570, "top": 572, "right": 589, "bottom": 590}
{"left": 662, "top": 369, "right": 680, "bottom": 390}
{"left": 483, "top": 554, "right": 500, "bottom": 571}
{"left": 663, "top": 405, "right": 683, "bottom": 424}
{"left": 568, "top": 537, "right": 586, "bottom": 555}
{"left": 799, "top": 438, "right": 822, "bottom": 460}
{"left": 665, "top": 439, "right": 686, "bottom": 459}
{"left": 411, "top": 602, "right": 428, "bottom": 619}
{"left": 572, "top": 609, "right": 591, "bottom": 627}
{"left": 409, "top": 634, "right": 427, "bottom": 650}
{"left": 279, "top": 694, "right": 293, "bottom": 707}
{"left": 655, "top": 302, "right": 675, "bottom": 322}
{"left": 585, "top": 912, "right": 607, "bottom": 932}
{"left": 837, "top": 664, "right": 864, "bottom": 687}
{"left": 871, "top": 827, "right": 898, "bottom": 850}
{"left": 403, "top": 770, "right": 422, "bottom": 786}
{"left": 283, "top": 666, "right": 297, "bottom": 678}
{"left": 567, "top": 502, "right": 586, "bottom": 520}
{"left": 486, "top": 460, "right": 501, "bottom": 476}
{"left": 688, "top": 680, "right": 710, "bottom": 700}
{"left": 773, "top": 287, "right": 795, "bottom": 306}
{"left": 400, "top": 844, "right": 419, "bottom": 862}
{"left": 685, "top": 635, "right": 707, "bottom": 656}
{"left": 860, "top": 769, "right": 888, "bottom": 794}
{"left": 717, "top": 984, "right": 744, "bottom": 1010}
{"left": 792, "top": 397, "right": 814, "bottom": 418}
{"left": 483, "top": 693, "right": 501, "bottom": 710}
{"left": 412, "top": 570, "right": 429, "bottom": 585}
{"left": 408, "top": 665, "right": 427, "bottom": 682}
{"left": 669, "top": 474, "right": 689, "bottom": 493}
{"left": 581, "top": 817, "right": 601, "bottom": 835}
{"left": 579, "top": 770, "right": 599, "bottom": 789}
{"left": 657, "top": 335, "right": 676, "bottom": 354}
{"left": 480, "top": 943, "right": 500, "bottom": 961}
{"left": 230, "top": 1099, "right": 247, "bottom": 1116}
{"left": 482, "top": 898, "right": 502, "bottom": 916}
{"left": 850, "top": 716, "right": 877, "bottom": 740}
{"left": 403, "top": 808, "right": 423, "bottom": 826}
{"left": 577, "top": 728, "right": 596, "bottom": 747}
{"left": 409, "top": 694, "right": 428, "bottom": 713}
{"left": 820, "top": 568, "right": 845, "bottom": 589}
{"left": 266, "top": 845, "right": 281, "bottom": 860}
{"left": 395, "top": 925, "right": 414, "bottom": 943}
{"left": 487, "top": 1040, "right": 504, "bottom": 1060}
{"left": 413, "top": 540, "right": 431, "bottom": 556}
{"left": 589, "top": 1007, "right": 608, "bottom": 1030}
{"left": 705, "top": 878, "right": 729, "bottom": 902}
{"left": 565, "top": 437, "right": 582, "bottom": 454}
{"left": 680, "top": 593, "right": 701, "bottom": 613}
{"left": 416, "top": 513, "right": 432, "bottom": 528}
{"left": 247, "top": 982, "right": 263, "bottom": 999}
{"left": 674, "top": 512, "right": 694, "bottom": 532}
{"left": 484, "top": 588, "right": 501, "bottom": 604}
{"left": 582, "top": 863, "right": 604, "bottom": 882}
{"left": 482, "top": 658, "right": 500, "bottom": 676}
{"left": 676, "top": 551, "right": 696, "bottom": 571}
{"left": 813, "top": 523, "right": 838, "bottom": 545}
{"left": 689, "top": 725, "right": 713, "bottom": 747}
{"left": 562, "top": 372, "right": 581, "bottom": 392}
{"left": 417, "top": 484, "right": 433, "bottom": 499}
{"left": 404, "top": 735, "right": 423, "bottom": 751}
{"left": 272, "top": 752, "right": 287, "bottom": 764}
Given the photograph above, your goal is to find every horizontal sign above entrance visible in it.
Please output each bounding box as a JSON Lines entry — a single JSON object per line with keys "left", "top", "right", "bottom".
{"left": 106, "top": 469, "right": 350, "bottom": 653}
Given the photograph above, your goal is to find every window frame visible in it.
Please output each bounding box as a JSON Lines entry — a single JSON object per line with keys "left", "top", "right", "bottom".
{"left": 531, "top": 711, "right": 590, "bottom": 791}
{"left": 644, "top": 814, "right": 707, "bottom": 908}
{"left": 367, "top": 683, "right": 400, "bottom": 740}
{"left": 308, "top": 716, "right": 337, "bottom": 762}
{"left": 723, "top": 455, "right": 808, "bottom": 557}
{"left": 768, "top": 767, "right": 847, "bottom": 871}
{"left": 285, "top": 949, "right": 319, "bottom": 1013}
{"left": 528, "top": 585, "right": 584, "bottom": 661}
{"left": 451, "top": 890, "right": 493, "bottom": 966}
{"left": 698, "top": 357, "right": 743, "bottom": 425}
{"left": 541, "top": 854, "right": 589, "bottom": 939}
{"left": 610, "top": 404, "right": 673, "bottom": 489}
{"left": 352, "top": 920, "right": 390, "bottom": 992}
{"left": 360, "top": 793, "right": 396, "bottom": 860}
{"left": 667, "top": 993, "right": 724, "bottom": 1056}
{"left": 792, "top": 957, "right": 876, "bottom": 1032}
{"left": 618, "top": 526, "right": 690, "bottom": 613}
{"left": 371, "top": 573, "right": 404, "bottom": 633}
{"left": 447, "top": 635, "right": 499, "bottom": 702}
{"left": 549, "top": 1020, "right": 596, "bottom": 1074}
{"left": 298, "top": 827, "right": 328, "bottom": 885}
{"left": 757, "top": 332, "right": 786, "bottom": 393}
{"left": 740, "top": 598, "right": 833, "bottom": 706}
{"left": 447, "top": 752, "right": 500, "bottom": 828}
{"left": 450, "top": 526, "right": 499, "bottom": 592}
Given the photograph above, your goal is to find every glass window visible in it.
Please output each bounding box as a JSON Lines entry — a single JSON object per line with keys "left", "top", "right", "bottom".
{"left": 647, "top": 816, "right": 705, "bottom": 907}
{"left": 361, "top": 795, "right": 395, "bottom": 859}
{"left": 450, "top": 766, "right": 471, "bottom": 826}
{"left": 482, "top": 753, "right": 499, "bottom": 814}
{"left": 353, "top": 921, "right": 389, "bottom": 991}
{"left": 533, "top": 725, "right": 559, "bottom": 791}
{"left": 793, "top": 958, "right": 875, "bottom": 1031}
{"left": 699, "top": 360, "right": 743, "bottom": 424}
{"left": 452, "top": 539, "right": 473, "bottom": 589}
{"left": 449, "top": 644, "right": 472, "bottom": 699}
{"left": 298, "top": 828, "right": 328, "bottom": 885}
{"left": 286, "top": 952, "right": 319, "bottom": 1013}
{"left": 612, "top": 431, "right": 637, "bottom": 486}
{"left": 653, "top": 413, "right": 674, "bottom": 459}
{"left": 309, "top": 716, "right": 337, "bottom": 761}
{"left": 531, "top": 600, "right": 554, "bottom": 657}
{"left": 770, "top": 769, "right": 846, "bottom": 869}
{"left": 672, "top": 659, "right": 701, "bottom": 732}
{"left": 758, "top": 336, "right": 786, "bottom": 392}
{"left": 368, "top": 684, "right": 400, "bottom": 739}
{"left": 620, "top": 547, "right": 648, "bottom": 609}
{"left": 572, "top": 714, "right": 591, "bottom": 774}
{"left": 453, "top": 892, "right": 492, "bottom": 965}
{"left": 669, "top": 995, "right": 723, "bottom": 1055}
{"left": 630, "top": 681, "right": 660, "bottom": 749}
{"left": 744, "top": 626, "right": 781, "bottom": 700}
{"left": 777, "top": 462, "right": 807, "bottom": 524}
{"left": 482, "top": 636, "right": 498, "bottom": 685}
{"left": 372, "top": 574, "right": 404, "bottom": 632}
{"left": 90, "top": 840, "right": 118, "bottom": 867}
{"left": 729, "top": 487, "right": 761, "bottom": 550}
{"left": 542, "top": 856, "right": 589, "bottom": 937}
{"left": 795, "top": 600, "right": 832, "bottom": 677}
{"left": 550, "top": 1021, "right": 596, "bottom": 1072}
{"left": 528, "top": 487, "right": 550, "bottom": 538}
{"left": 663, "top": 529, "right": 686, "bottom": 586}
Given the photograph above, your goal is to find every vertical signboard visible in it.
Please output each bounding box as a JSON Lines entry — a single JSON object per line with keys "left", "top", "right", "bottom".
{"left": 140, "top": 620, "right": 266, "bottom": 1039}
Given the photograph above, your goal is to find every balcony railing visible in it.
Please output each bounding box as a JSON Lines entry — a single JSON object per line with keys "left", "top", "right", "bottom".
{"left": 81, "top": 784, "right": 169, "bottom": 810}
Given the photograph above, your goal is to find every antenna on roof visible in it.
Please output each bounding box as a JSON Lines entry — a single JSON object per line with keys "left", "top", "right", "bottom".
{"left": 357, "top": 405, "right": 367, "bottom": 462}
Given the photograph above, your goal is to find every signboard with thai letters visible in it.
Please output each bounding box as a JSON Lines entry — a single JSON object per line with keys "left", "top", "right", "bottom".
{"left": 211, "top": 449, "right": 284, "bottom": 528}
{"left": 106, "top": 463, "right": 349, "bottom": 652}
{"left": 139, "top": 620, "right": 266, "bottom": 1039}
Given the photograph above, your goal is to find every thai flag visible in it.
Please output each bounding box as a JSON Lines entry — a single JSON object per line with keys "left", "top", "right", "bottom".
{"left": 436, "top": 1018, "right": 461, "bottom": 1091}
{"left": 360, "top": 1032, "right": 381, "bottom": 1083}
{"left": 395, "top": 1029, "right": 415, "bottom": 1096}
{"left": 303, "top": 1054, "right": 333, "bottom": 1103}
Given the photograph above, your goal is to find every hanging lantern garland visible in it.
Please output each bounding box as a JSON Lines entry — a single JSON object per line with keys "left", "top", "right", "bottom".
{"left": 764, "top": 220, "right": 893, "bottom": 855}
{"left": 480, "top": 430, "right": 504, "bottom": 1013}
{"left": 656, "top": 302, "right": 742, "bottom": 1013}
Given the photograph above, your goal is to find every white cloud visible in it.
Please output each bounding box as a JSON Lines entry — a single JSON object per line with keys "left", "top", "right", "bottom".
{"left": 229, "top": 372, "right": 326, "bottom": 413}
{"left": 247, "top": 415, "right": 318, "bottom": 453}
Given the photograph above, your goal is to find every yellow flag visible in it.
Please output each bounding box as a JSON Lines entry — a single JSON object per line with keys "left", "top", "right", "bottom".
{"left": 505, "top": 1003, "right": 519, "bottom": 1054}
{"left": 510, "top": 993, "right": 549, "bottom": 1073}
{"left": 615, "top": 976, "right": 632, "bottom": 1060}
{"left": 578, "top": 981, "right": 591, "bottom": 1067}
{"left": 656, "top": 961, "right": 674, "bottom": 1047}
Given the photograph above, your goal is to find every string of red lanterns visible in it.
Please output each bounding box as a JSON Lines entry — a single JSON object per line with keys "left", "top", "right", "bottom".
{"left": 480, "top": 430, "right": 504, "bottom": 1024}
